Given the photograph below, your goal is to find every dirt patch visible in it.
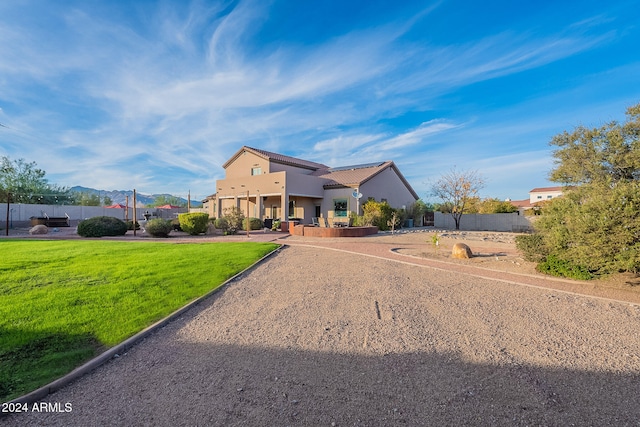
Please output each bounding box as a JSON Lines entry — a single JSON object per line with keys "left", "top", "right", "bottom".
{"left": 376, "top": 229, "right": 640, "bottom": 294}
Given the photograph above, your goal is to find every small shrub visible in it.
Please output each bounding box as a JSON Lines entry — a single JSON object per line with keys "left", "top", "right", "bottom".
{"left": 242, "top": 217, "right": 263, "bottom": 231}
{"left": 214, "top": 217, "right": 229, "bottom": 233}
{"left": 537, "top": 254, "right": 593, "bottom": 280}
{"left": 170, "top": 218, "right": 182, "bottom": 231}
{"left": 77, "top": 216, "right": 128, "bottom": 237}
{"left": 222, "top": 207, "right": 244, "bottom": 234}
{"left": 515, "top": 234, "right": 547, "bottom": 262}
{"left": 362, "top": 199, "right": 394, "bottom": 231}
{"left": 178, "top": 213, "right": 209, "bottom": 235}
{"left": 272, "top": 219, "right": 281, "bottom": 231}
{"left": 145, "top": 219, "right": 173, "bottom": 238}
{"left": 126, "top": 220, "right": 140, "bottom": 230}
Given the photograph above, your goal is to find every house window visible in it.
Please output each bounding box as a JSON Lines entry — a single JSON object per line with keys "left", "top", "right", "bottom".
{"left": 289, "top": 200, "right": 295, "bottom": 217}
{"left": 251, "top": 167, "right": 262, "bottom": 176}
{"left": 537, "top": 195, "right": 542, "bottom": 199}
{"left": 547, "top": 195, "right": 553, "bottom": 199}
{"left": 334, "top": 199, "right": 347, "bottom": 217}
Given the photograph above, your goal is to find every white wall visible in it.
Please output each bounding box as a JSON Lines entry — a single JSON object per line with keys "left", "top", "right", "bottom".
{"left": 434, "top": 212, "right": 535, "bottom": 232}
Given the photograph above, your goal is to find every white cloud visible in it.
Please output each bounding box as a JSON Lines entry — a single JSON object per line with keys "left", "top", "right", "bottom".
{"left": 0, "top": 1, "right": 633, "bottom": 199}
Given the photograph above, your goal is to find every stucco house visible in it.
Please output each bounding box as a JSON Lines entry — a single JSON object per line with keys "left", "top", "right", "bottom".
{"left": 528, "top": 186, "right": 565, "bottom": 204}
{"left": 208, "top": 146, "right": 418, "bottom": 225}
{"left": 508, "top": 186, "right": 567, "bottom": 210}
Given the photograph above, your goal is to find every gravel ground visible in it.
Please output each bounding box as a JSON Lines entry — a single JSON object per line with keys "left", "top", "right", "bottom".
{"left": 3, "top": 230, "right": 640, "bottom": 426}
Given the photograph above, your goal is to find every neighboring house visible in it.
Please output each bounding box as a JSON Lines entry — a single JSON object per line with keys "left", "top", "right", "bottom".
{"left": 509, "top": 186, "right": 567, "bottom": 210}
{"left": 211, "top": 146, "right": 418, "bottom": 224}
{"left": 529, "top": 186, "right": 565, "bottom": 204}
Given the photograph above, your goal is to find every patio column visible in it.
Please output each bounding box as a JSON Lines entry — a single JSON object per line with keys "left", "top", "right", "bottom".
{"left": 281, "top": 192, "right": 289, "bottom": 221}
{"left": 257, "top": 194, "right": 263, "bottom": 220}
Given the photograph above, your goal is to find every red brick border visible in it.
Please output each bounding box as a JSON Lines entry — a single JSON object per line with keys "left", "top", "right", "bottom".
{"left": 291, "top": 224, "right": 378, "bottom": 237}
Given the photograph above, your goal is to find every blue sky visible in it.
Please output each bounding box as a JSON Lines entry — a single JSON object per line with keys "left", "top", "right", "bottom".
{"left": 0, "top": 0, "right": 638, "bottom": 202}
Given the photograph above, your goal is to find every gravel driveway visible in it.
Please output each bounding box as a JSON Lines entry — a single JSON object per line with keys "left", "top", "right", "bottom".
{"left": 4, "top": 237, "right": 640, "bottom": 426}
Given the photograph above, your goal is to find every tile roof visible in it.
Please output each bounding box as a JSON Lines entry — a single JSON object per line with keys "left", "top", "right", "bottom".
{"left": 316, "top": 161, "right": 392, "bottom": 186}
{"left": 317, "top": 161, "right": 419, "bottom": 200}
{"left": 224, "top": 146, "right": 328, "bottom": 170}
{"left": 509, "top": 199, "right": 532, "bottom": 208}
{"left": 529, "top": 186, "right": 565, "bottom": 193}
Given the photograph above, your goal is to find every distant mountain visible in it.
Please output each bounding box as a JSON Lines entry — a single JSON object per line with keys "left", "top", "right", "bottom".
{"left": 69, "top": 186, "right": 202, "bottom": 207}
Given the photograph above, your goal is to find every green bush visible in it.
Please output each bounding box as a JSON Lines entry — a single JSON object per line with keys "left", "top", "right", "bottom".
{"left": 126, "top": 220, "right": 140, "bottom": 230}
{"left": 170, "top": 218, "right": 182, "bottom": 231}
{"left": 222, "top": 207, "right": 244, "bottom": 234}
{"left": 178, "top": 213, "right": 209, "bottom": 235}
{"left": 362, "top": 199, "right": 395, "bottom": 231}
{"left": 214, "top": 217, "right": 229, "bottom": 233}
{"left": 242, "top": 217, "right": 263, "bottom": 230}
{"left": 515, "top": 234, "right": 547, "bottom": 262}
{"left": 145, "top": 219, "right": 173, "bottom": 238}
{"left": 77, "top": 216, "right": 128, "bottom": 237}
{"left": 271, "top": 219, "right": 281, "bottom": 231}
{"left": 536, "top": 254, "right": 593, "bottom": 280}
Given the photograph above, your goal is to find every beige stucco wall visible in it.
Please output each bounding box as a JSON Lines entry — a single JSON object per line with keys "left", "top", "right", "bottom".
{"left": 270, "top": 162, "right": 316, "bottom": 175}
{"left": 321, "top": 188, "right": 358, "bottom": 218}
{"left": 360, "top": 168, "right": 417, "bottom": 210}
{"left": 224, "top": 151, "right": 270, "bottom": 178}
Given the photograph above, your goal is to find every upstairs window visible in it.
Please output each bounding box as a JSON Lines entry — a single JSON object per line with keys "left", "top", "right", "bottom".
{"left": 251, "top": 167, "right": 262, "bottom": 176}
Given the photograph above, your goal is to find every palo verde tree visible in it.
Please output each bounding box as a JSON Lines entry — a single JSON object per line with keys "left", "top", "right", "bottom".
{"left": 0, "top": 156, "right": 73, "bottom": 204}
{"left": 517, "top": 102, "right": 640, "bottom": 277}
{"left": 431, "top": 168, "right": 485, "bottom": 230}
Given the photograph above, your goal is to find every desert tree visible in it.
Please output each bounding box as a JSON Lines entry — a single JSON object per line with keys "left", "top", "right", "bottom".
{"left": 431, "top": 168, "right": 485, "bottom": 230}
{"left": 0, "top": 156, "right": 72, "bottom": 204}
{"left": 517, "top": 102, "right": 640, "bottom": 276}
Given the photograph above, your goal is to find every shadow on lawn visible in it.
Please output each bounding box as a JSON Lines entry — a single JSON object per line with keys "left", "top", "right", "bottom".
{"left": 0, "top": 327, "right": 102, "bottom": 402}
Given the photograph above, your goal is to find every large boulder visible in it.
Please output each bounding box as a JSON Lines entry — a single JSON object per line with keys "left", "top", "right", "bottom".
{"left": 29, "top": 224, "right": 49, "bottom": 235}
{"left": 451, "top": 242, "right": 473, "bottom": 259}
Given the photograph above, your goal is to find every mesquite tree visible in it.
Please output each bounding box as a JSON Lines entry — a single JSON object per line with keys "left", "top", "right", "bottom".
{"left": 431, "top": 168, "right": 485, "bottom": 230}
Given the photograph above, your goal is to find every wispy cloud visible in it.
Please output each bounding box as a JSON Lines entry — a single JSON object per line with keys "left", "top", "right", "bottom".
{"left": 0, "top": 0, "right": 636, "bottom": 199}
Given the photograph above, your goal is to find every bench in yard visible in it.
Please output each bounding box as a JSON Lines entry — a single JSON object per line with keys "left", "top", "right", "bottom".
{"left": 30, "top": 214, "right": 71, "bottom": 227}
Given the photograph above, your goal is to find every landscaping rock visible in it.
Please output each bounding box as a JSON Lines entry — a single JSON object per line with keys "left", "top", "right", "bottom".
{"left": 29, "top": 224, "right": 49, "bottom": 235}
{"left": 451, "top": 242, "right": 473, "bottom": 259}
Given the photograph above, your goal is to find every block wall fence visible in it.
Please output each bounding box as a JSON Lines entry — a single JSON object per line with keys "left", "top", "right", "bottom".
{"left": 1, "top": 203, "right": 187, "bottom": 228}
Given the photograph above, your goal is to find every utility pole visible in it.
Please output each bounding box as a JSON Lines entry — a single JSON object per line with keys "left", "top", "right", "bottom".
{"left": 133, "top": 189, "right": 137, "bottom": 237}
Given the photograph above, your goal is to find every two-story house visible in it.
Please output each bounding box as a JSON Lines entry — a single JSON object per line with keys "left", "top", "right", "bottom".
{"left": 208, "top": 146, "right": 418, "bottom": 225}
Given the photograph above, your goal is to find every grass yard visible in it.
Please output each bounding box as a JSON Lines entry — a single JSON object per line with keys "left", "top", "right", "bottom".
{"left": 0, "top": 240, "right": 279, "bottom": 402}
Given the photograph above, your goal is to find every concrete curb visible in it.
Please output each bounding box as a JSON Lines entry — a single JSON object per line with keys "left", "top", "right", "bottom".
{"left": 3, "top": 243, "right": 283, "bottom": 407}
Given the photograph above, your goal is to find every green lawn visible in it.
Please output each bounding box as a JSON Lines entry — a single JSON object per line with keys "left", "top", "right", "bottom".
{"left": 0, "top": 240, "right": 279, "bottom": 402}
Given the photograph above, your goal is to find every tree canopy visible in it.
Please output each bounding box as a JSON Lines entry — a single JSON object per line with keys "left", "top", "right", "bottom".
{"left": 518, "top": 102, "right": 640, "bottom": 277}
{"left": 549, "top": 103, "right": 640, "bottom": 185}
{"left": 0, "top": 156, "right": 73, "bottom": 204}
